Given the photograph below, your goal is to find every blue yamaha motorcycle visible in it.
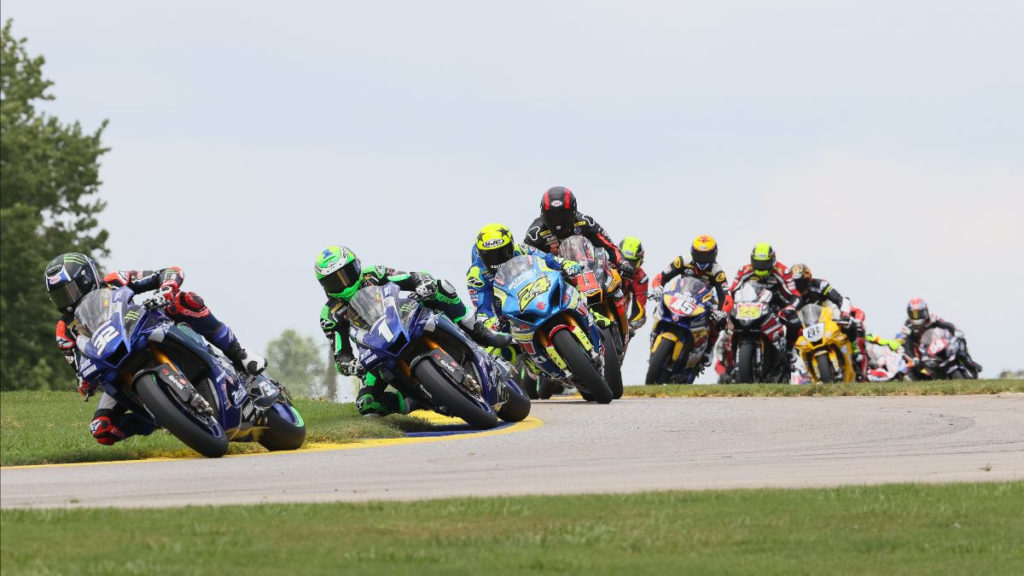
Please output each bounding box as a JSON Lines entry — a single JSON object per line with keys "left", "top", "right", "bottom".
{"left": 492, "top": 255, "right": 613, "bottom": 403}
{"left": 74, "top": 287, "right": 306, "bottom": 457}
{"left": 348, "top": 283, "right": 530, "bottom": 429}
{"left": 646, "top": 276, "right": 717, "bottom": 384}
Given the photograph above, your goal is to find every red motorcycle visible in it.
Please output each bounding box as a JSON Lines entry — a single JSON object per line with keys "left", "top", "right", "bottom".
{"left": 722, "top": 282, "right": 789, "bottom": 383}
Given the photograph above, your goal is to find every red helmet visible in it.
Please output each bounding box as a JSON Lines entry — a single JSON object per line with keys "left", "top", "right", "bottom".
{"left": 907, "top": 298, "right": 930, "bottom": 329}
{"left": 540, "top": 186, "right": 577, "bottom": 239}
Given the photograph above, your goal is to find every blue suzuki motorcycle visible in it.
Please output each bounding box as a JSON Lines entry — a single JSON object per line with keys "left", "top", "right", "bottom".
{"left": 646, "top": 276, "right": 717, "bottom": 384}
{"left": 74, "top": 287, "right": 306, "bottom": 457}
{"left": 348, "top": 283, "right": 530, "bottom": 429}
{"left": 492, "top": 255, "right": 613, "bottom": 403}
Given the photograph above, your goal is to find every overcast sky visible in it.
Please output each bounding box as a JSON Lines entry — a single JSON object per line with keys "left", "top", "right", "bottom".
{"left": 5, "top": 1, "right": 1022, "bottom": 386}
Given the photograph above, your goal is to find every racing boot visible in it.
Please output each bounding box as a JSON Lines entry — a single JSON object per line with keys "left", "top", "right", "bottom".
{"left": 459, "top": 315, "right": 513, "bottom": 348}
{"left": 592, "top": 311, "right": 613, "bottom": 329}
{"left": 225, "top": 340, "right": 268, "bottom": 376}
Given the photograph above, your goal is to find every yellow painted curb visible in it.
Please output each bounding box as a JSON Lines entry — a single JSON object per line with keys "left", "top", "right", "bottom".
{"left": 1, "top": 414, "right": 543, "bottom": 471}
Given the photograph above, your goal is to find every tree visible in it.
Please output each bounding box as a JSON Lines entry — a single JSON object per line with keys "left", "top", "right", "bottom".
{"left": 265, "top": 330, "right": 327, "bottom": 398}
{"left": 1, "top": 20, "right": 110, "bottom": 390}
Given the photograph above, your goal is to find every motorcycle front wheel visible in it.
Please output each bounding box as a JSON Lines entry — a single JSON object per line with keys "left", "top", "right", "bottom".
{"left": 135, "top": 374, "right": 229, "bottom": 458}
{"left": 553, "top": 330, "right": 613, "bottom": 404}
{"left": 814, "top": 353, "right": 836, "bottom": 383}
{"left": 736, "top": 339, "right": 758, "bottom": 383}
{"left": 601, "top": 326, "right": 624, "bottom": 398}
{"left": 258, "top": 402, "right": 307, "bottom": 451}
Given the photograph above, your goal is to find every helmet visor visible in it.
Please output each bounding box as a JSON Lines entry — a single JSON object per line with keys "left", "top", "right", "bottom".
{"left": 480, "top": 243, "right": 515, "bottom": 271}
{"left": 752, "top": 258, "right": 774, "bottom": 275}
{"left": 319, "top": 260, "right": 361, "bottom": 296}
{"left": 49, "top": 282, "right": 84, "bottom": 311}
{"left": 542, "top": 210, "right": 575, "bottom": 237}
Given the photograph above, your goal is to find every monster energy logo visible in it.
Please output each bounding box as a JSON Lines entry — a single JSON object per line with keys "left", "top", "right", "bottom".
{"left": 125, "top": 310, "right": 141, "bottom": 321}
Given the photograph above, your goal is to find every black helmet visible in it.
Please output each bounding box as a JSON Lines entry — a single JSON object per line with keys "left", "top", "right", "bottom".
{"left": 540, "top": 186, "right": 577, "bottom": 239}
{"left": 44, "top": 253, "right": 100, "bottom": 313}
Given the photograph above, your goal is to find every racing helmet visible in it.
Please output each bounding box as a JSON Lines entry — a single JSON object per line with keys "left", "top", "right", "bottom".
{"left": 750, "top": 243, "right": 776, "bottom": 278}
{"left": 44, "top": 253, "right": 100, "bottom": 313}
{"left": 476, "top": 223, "right": 516, "bottom": 272}
{"left": 906, "top": 298, "right": 930, "bottom": 329}
{"left": 540, "top": 186, "right": 577, "bottom": 239}
{"left": 618, "top": 236, "right": 645, "bottom": 268}
{"left": 691, "top": 235, "right": 718, "bottom": 271}
{"left": 790, "top": 263, "right": 812, "bottom": 293}
{"left": 315, "top": 246, "right": 362, "bottom": 301}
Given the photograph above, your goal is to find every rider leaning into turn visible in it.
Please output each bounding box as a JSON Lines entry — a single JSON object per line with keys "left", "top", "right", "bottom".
{"left": 45, "top": 253, "right": 266, "bottom": 446}
{"left": 617, "top": 237, "right": 649, "bottom": 332}
{"left": 900, "top": 298, "right": 983, "bottom": 373}
{"left": 524, "top": 186, "right": 635, "bottom": 281}
{"left": 316, "top": 245, "right": 511, "bottom": 417}
{"left": 467, "top": 223, "right": 581, "bottom": 323}
{"left": 650, "top": 235, "right": 729, "bottom": 366}
{"left": 789, "top": 263, "right": 869, "bottom": 380}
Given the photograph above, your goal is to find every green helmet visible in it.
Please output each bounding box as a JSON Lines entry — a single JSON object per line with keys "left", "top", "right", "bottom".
{"left": 315, "top": 246, "right": 362, "bottom": 300}
{"left": 618, "top": 237, "right": 644, "bottom": 267}
{"left": 750, "top": 243, "right": 776, "bottom": 278}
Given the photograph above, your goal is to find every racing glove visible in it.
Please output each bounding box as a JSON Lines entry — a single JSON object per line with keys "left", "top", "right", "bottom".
{"left": 143, "top": 285, "right": 176, "bottom": 310}
{"left": 561, "top": 260, "right": 582, "bottom": 277}
{"left": 76, "top": 378, "right": 99, "bottom": 399}
{"left": 413, "top": 279, "right": 436, "bottom": 300}
{"left": 335, "top": 352, "right": 360, "bottom": 376}
{"left": 648, "top": 286, "right": 664, "bottom": 300}
{"left": 90, "top": 415, "right": 127, "bottom": 446}
{"left": 619, "top": 260, "right": 635, "bottom": 279}
{"left": 711, "top": 309, "right": 727, "bottom": 324}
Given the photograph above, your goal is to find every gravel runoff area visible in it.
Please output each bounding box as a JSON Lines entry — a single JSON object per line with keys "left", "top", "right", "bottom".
{"left": 2, "top": 395, "right": 1022, "bottom": 509}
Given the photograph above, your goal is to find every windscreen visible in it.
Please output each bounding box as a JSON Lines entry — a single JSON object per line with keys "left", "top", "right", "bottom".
{"left": 680, "top": 277, "right": 709, "bottom": 299}
{"left": 494, "top": 255, "right": 537, "bottom": 287}
{"left": 348, "top": 286, "right": 387, "bottom": 329}
{"left": 73, "top": 288, "right": 119, "bottom": 337}
{"left": 799, "top": 303, "right": 823, "bottom": 326}
{"left": 733, "top": 282, "right": 761, "bottom": 304}
{"left": 920, "top": 327, "right": 951, "bottom": 348}
{"left": 558, "top": 235, "right": 596, "bottom": 264}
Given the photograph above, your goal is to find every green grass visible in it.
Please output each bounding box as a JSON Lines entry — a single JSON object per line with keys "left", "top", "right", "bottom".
{"left": 0, "top": 391, "right": 432, "bottom": 467}
{"left": 2, "top": 482, "right": 1022, "bottom": 575}
{"left": 624, "top": 378, "right": 1024, "bottom": 398}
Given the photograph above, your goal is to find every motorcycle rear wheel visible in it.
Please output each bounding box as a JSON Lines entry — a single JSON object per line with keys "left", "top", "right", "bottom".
{"left": 136, "top": 374, "right": 229, "bottom": 458}
{"left": 553, "top": 331, "right": 613, "bottom": 404}
{"left": 413, "top": 361, "right": 498, "bottom": 429}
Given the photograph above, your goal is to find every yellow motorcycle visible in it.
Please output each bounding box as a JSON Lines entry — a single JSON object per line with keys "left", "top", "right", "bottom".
{"left": 794, "top": 302, "right": 856, "bottom": 383}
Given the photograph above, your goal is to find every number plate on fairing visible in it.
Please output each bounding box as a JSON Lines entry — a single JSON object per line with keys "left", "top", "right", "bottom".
{"left": 803, "top": 323, "right": 825, "bottom": 342}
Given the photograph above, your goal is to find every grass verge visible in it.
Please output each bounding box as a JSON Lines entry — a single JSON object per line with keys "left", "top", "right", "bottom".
{"left": 624, "top": 378, "right": 1024, "bottom": 398}
{"left": 0, "top": 391, "right": 432, "bottom": 467}
{"left": 2, "top": 482, "right": 1022, "bottom": 575}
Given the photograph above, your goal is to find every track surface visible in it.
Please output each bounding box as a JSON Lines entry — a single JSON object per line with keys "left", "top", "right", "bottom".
{"left": 2, "top": 395, "right": 1023, "bottom": 509}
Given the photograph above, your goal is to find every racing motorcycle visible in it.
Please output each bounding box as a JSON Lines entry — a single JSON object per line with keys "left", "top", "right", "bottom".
{"left": 558, "top": 235, "right": 629, "bottom": 398}
{"left": 73, "top": 287, "right": 306, "bottom": 458}
{"left": 793, "top": 302, "right": 856, "bottom": 383}
{"left": 645, "top": 276, "right": 717, "bottom": 384}
{"left": 348, "top": 283, "right": 531, "bottom": 429}
{"left": 493, "top": 254, "right": 614, "bottom": 403}
{"left": 908, "top": 327, "right": 979, "bottom": 380}
{"left": 865, "top": 340, "right": 908, "bottom": 382}
{"left": 725, "top": 282, "right": 789, "bottom": 383}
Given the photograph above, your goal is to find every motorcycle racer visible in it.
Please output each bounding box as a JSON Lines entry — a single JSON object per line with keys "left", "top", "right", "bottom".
{"left": 467, "top": 223, "right": 581, "bottom": 322}
{"left": 900, "top": 298, "right": 983, "bottom": 374}
{"left": 721, "top": 243, "right": 801, "bottom": 373}
{"left": 317, "top": 245, "right": 511, "bottom": 417}
{"left": 524, "top": 186, "right": 634, "bottom": 280}
{"left": 650, "top": 235, "right": 729, "bottom": 366}
{"left": 617, "top": 237, "right": 649, "bottom": 332}
{"left": 789, "top": 263, "right": 868, "bottom": 379}
{"left": 45, "top": 252, "right": 266, "bottom": 446}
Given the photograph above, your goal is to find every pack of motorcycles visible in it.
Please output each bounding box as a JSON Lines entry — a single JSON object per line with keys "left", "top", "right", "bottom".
{"left": 71, "top": 235, "right": 979, "bottom": 458}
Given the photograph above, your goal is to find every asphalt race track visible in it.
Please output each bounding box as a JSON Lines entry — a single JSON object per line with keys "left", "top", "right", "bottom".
{"left": 2, "top": 395, "right": 1022, "bottom": 509}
